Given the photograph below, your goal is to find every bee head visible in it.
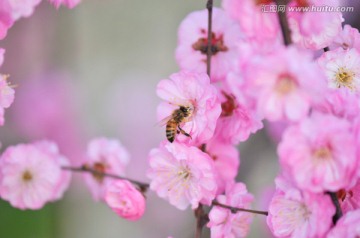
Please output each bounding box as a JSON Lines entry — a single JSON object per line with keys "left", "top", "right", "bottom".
{"left": 179, "top": 106, "right": 188, "bottom": 113}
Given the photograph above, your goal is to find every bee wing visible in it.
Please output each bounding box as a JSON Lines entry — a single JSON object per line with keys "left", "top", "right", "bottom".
{"left": 154, "top": 115, "right": 173, "bottom": 127}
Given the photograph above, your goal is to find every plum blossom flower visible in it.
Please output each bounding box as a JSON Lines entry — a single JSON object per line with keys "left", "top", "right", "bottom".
{"left": 0, "top": 50, "right": 15, "bottom": 126}
{"left": 104, "top": 180, "right": 145, "bottom": 221}
{"left": 337, "top": 179, "right": 360, "bottom": 213}
{"left": 288, "top": 0, "right": 343, "bottom": 50}
{"left": 83, "top": 138, "right": 130, "bottom": 201}
{"left": 175, "top": 8, "right": 242, "bottom": 82}
{"left": 0, "top": 74, "right": 15, "bottom": 126}
{"left": 327, "top": 210, "right": 360, "bottom": 238}
{"left": 0, "top": 141, "right": 71, "bottom": 210}
{"left": 250, "top": 46, "right": 327, "bottom": 122}
{"left": 156, "top": 71, "right": 221, "bottom": 145}
{"left": 0, "top": 6, "right": 13, "bottom": 40}
{"left": 204, "top": 138, "right": 240, "bottom": 194}
{"left": 318, "top": 48, "right": 360, "bottom": 91}
{"left": 11, "top": 73, "right": 83, "bottom": 164}
{"left": 207, "top": 182, "right": 254, "bottom": 238}
{"left": 213, "top": 73, "right": 263, "bottom": 144}
{"left": 4, "top": 0, "right": 41, "bottom": 21}
{"left": 279, "top": 112, "right": 358, "bottom": 193}
{"left": 330, "top": 24, "right": 360, "bottom": 51}
{"left": 313, "top": 87, "right": 360, "bottom": 121}
{"left": 147, "top": 141, "right": 217, "bottom": 210}
{"left": 222, "top": 0, "right": 281, "bottom": 50}
{"left": 48, "top": 0, "right": 81, "bottom": 9}
{"left": 267, "top": 175, "right": 334, "bottom": 238}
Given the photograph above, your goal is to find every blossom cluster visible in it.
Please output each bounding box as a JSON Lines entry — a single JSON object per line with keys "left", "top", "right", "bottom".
{"left": 0, "top": 137, "right": 146, "bottom": 221}
{"left": 147, "top": 0, "right": 360, "bottom": 237}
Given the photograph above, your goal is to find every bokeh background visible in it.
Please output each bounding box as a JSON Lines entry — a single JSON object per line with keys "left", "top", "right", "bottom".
{"left": 0, "top": 0, "right": 359, "bottom": 237}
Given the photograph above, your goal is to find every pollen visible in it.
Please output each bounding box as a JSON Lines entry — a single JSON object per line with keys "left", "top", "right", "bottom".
{"left": 276, "top": 75, "right": 297, "bottom": 95}
{"left": 313, "top": 147, "right": 332, "bottom": 160}
{"left": 335, "top": 67, "right": 356, "bottom": 89}
{"left": 22, "top": 170, "right": 33, "bottom": 182}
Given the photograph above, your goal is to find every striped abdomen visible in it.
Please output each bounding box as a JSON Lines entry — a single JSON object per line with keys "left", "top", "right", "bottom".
{"left": 166, "top": 119, "right": 178, "bottom": 143}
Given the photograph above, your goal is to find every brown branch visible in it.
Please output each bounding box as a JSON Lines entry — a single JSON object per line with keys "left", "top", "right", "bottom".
{"left": 274, "top": 0, "right": 292, "bottom": 46}
{"left": 62, "top": 166, "right": 149, "bottom": 192}
{"left": 327, "top": 192, "right": 342, "bottom": 224}
{"left": 206, "top": 0, "right": 213, "bottom": 77}
{"left": 194, "top": 204, "right": 209, "bottom": 238}
{"left": 212, "top": 200, "right": 269, "bottom": 216}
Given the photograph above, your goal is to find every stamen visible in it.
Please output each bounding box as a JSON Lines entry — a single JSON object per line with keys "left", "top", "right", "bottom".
{"left": 335, "top": 67, "right": 355, "bottom": 89}
{"left": 192, "top": 32, "right": 228, "bottom": 56}
{"left": 22, "top": 170, "right": 33, "bottom": 182}
{"left": 276, "top": 74, "right": 297, "bottom": 95}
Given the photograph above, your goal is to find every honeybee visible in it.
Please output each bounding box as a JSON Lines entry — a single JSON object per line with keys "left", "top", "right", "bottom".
{"left": 160, "top": 105, "right": 194, "bottom": 143}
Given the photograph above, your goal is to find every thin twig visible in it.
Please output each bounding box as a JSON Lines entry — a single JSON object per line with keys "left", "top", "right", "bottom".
{"left": 274, "top": 0, "right": 292, "bottom": 46}
{"left": 206, "top": 0, "right": 213, "bottom": 77}
{"left": 62, "top": 166, "right": 149, "bottom": 192}
{"left": 327, "top": 192, "right": 342, "bottom": 224}
{"left": 212, "top": 200, "right": 269, "bottom": 216}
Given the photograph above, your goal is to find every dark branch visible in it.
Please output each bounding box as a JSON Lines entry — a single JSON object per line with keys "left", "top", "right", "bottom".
{"left": 195, "top": 204, "right": 209, "bottom": 238}
{"left": 327, "top": 192, "right": 342, "bottom": 224}
{"left": 274, "top": 0, "right": 292, "bottom": 46}
{"left": 62, "top": 166, "right": 149, "bottom": 192}
{"left": 212, "top": 200, "right": 269, "bottom": 216}
{"left": 206, "top": 0, "right": 213, "bottom": 77}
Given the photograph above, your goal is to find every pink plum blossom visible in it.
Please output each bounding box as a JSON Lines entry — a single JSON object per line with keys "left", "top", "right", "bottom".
{"left": 318, "top": 48, "right": 360, "bottom": 91}
{"left": 288, "top": 0, "right": 343, "bottom": 50}
{"left": 0, "top": 5, "right": 13, "bottom": 40}
{"left": 4, "top": 0, "right": 41, "bottom": 21}
{"left": 175, "top": 8, "right": 242, "bottom": 82}
{"left": 0, "top": 49, "right": 15, "bottom": 126}
{"left": 104, "top": 180, "right": 145, "bottom": 221}
{"left": 48, "top": 0, "right": 81, "bottom": 9}
{"left": 222, "top": 0, "right": 281, "bottom": 49}
{"left": 327, "top": 210, "right": 360, "bottom": 238}
{"left": 279, "top": 112, "right": 358, "bottom": 193}
{"left": 213, "top": 73, "right": 263, "bottom": 144}
{"left": 0, "top": 74, "right": 15, "bottom": 126}
{"left": 11, "top": 73, "right": 84, "bottom": 164}
{"left": 207, "top": 182, "right": 254, "bottom": 238}
{"left": 83, "top": 138, "right": 130, "bottom": 201}
{"left": 267, "top": 175, "right": 335, "bottom": 238}
{"left": 313, "top": 87, "right": 360, "bottom": 121}
{"left": 147, "top": 141, "right": 217, "bottom": 210}
{"left": 337, "top": 179, "right": 360, "bottom": 213}
{"left": 156, "top": 71, "right": 221, "bottom": 145}
{"left": 250, "top": 46, "right": 327, "bottom": 122}
{"left": 204, "top": 138, "right": 239, "bottom": 194}
{"left": 330, "top": 24, "right": 360, "bottom": 51}
{"left": 0, "top": 141, "right": 71, "bottom": 210}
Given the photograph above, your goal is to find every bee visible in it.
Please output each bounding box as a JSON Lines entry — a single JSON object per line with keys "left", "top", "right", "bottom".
{"left": 161, "top": 105, "right": 193, "bottom": 143}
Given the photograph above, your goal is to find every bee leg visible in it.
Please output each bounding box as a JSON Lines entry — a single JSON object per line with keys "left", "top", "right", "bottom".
{"left": 178, "top": 126, "right": 192, "bottom": 139}
{"left": 177, "top": 130, "right": 180, "bottom": 134}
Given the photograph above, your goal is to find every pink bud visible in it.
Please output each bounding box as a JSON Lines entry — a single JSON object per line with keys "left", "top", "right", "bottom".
{"left": 104, "top": 180, "right": 145, "bottom": 221}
